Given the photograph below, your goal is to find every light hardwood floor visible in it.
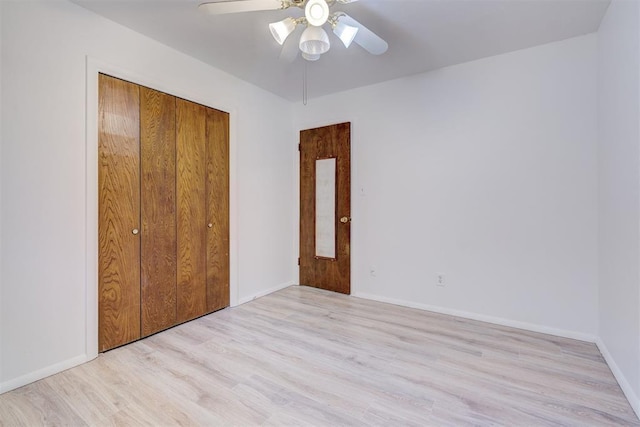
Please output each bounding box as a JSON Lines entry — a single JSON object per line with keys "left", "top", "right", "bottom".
{"left": 1, "top": 286, "right": 638, "bottom": 426}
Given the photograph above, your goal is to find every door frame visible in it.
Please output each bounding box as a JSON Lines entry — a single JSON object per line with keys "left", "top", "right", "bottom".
{"left": 85, "top": 56, "right": 239, "bottom": 361}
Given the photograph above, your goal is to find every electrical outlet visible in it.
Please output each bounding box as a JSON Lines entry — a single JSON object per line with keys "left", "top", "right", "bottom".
{"left": 436, "top": 273, "right": 446, "bottom": 287}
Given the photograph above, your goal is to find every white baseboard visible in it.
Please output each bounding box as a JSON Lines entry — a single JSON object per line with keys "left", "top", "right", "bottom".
{"left": 0, "top": 354, "right": 89, "bottom": 394}
{"left": 236, "top": 281, "right": 295, "bottom": 306}
{"left": 595, "top": 338, "right": 640, "bottom": 419}
{"left": 352, "top": 292, "right": 597, "bottom": 343}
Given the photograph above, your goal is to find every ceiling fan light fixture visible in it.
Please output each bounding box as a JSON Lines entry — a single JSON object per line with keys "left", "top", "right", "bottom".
{"left": 305, "top": 0, "right": 330, "bottom": 27}
{"left": 299, "top": 25, "right": 330, "bottom": 55}
{"left": 333, "top": 20, "right": 359, "bottom": 48}
{"left": 269, "top": 17, "right": 297, "bottom": 45}
{"left": 302, "top": 52, "right": 321, "bottom": 61}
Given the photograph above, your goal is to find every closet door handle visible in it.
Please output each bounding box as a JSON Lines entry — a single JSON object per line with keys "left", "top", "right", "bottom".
{"left": 132, "top": 229, "right": 139, "bottom": 235}
{"left": 207, "top": 223, "right": 213, "bottom": 228}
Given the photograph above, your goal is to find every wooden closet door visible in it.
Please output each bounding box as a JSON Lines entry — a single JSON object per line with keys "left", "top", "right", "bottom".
{"left": 176, "top": 99, "right": 208, "bottom": 322}
{"left": 206, "top": 108, "right": 230, "bottom": 312}
{"left": 98, "top": 74, "right": 141, "bottom": 351}
{"left": 140, "top": 87, "right": 177, "bottom": 337}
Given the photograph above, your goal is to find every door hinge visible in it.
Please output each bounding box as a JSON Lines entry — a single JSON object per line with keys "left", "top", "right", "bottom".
{"left": 298, "top": 144, "right": 301, "bottom": 152}
{"left": 298, "top": 257, "right": 300, "bottom": 266}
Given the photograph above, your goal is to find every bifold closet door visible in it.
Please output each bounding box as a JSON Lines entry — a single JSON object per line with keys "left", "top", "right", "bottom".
{"left": 176, "top": 101, "right": 229, "bottom": 319}
{"left": 140, "top": 87, "right": 178, "bottom": 337}
{"left": 99, "top": 74, "right": 231, "bottom": 351}
{"left": 98, "top": 74, "right": 141, "bottom": 352}
{"left": 176, "top": 99, "right": 208, "bottom": 322}
{"left": 206, "top": 108, "right": 230, "bottom": 312}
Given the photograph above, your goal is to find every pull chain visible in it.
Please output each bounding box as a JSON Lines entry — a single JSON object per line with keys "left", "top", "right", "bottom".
{"left": 303, "top": 61, "right": 308, "bottom": 106}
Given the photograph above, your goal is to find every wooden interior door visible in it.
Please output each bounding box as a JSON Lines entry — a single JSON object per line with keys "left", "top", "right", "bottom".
{"left": 98, "top": 74, "right": 141, "bottom": 351}
{"left": 300, "top": 122, "right": 351, "bottom": 294}
{"left": 140, "top": 87, "right": 177, "bottom": 337}
{"left": 206, "top": 108, "right": 230, "bottom": 312}
{"left": 176, "top": 99, "right": 208, "bottom": 323}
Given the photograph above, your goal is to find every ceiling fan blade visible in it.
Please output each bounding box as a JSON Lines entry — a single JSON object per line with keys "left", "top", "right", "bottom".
{"left": 339, "top": 14, "right": 388, "bottom": 55}
{"left": 198, "top": 0, "right": 284, "bottom": 15}
{"left": 279, "top": 26, "right": 303, "bottom": 62}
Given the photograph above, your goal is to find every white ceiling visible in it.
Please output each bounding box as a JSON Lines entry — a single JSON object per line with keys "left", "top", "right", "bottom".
{"left": 72, "top": 0, "right": 610, "bottom": 101}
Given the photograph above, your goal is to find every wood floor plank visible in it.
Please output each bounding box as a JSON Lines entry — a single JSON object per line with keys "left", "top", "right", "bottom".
{"left": 0, "top": 285, "right": 638, "bottom": 426}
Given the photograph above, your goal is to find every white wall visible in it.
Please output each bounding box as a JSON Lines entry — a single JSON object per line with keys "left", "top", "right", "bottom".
{"left": 294, "top": 35, "right": 599, "bottom": 339}
{"left": 597, "top": 0, "right": 640, "bottom": 415}
{"left": 0, "top": 0, "right": 294, "bottom": 391}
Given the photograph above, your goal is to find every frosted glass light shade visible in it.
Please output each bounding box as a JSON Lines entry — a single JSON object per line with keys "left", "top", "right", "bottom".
{"left": 302, "top": 52, "right": 321, "bottom": 61}
{"left": 299, "top": 26, "right": 330, "bottom": 55}
{"left": 269, "top": 17, "right": 297, "bottom": 45}
{"left": 333, "top": 20, "right": 359, "bottom": 48}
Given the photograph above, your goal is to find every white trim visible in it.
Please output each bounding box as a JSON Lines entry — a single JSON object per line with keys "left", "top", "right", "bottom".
{"left": 349, "top": 119, "right": 360, "bottom": 296}
{"left": 596, "top": 337, "right": 640, "bottom": 419}
{"left": 292, "top": 127, "right": 300, "bottom": 284}
{"left": 85, "top": 57, "right": 99, "bottom": 363}
{"left": 352, "top": 291, "right": 598, "bottom": 343}
{"left": 85, "top": 56, "right": 240, "bottom": 361}
{"left": 237, "top": 282, "right": 295, "bottom": 306}
{"left": 0, "top": 354, "right": 89, "bottom": 394}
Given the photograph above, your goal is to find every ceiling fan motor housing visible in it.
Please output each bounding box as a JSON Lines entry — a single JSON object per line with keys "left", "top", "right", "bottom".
{"left": 305, "top": 0, "right": 330, "bottom": 26}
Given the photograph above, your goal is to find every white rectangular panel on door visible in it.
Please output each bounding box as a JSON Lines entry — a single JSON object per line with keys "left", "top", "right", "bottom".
{"left": 315, "top": 158, "right": 336, "bottom": 259}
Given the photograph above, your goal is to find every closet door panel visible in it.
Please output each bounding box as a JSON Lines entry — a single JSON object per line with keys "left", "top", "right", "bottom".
{"left": 98, "top": 74, "right": 141, "bottom": 351}
{"left": 206, "top": 108, "right": 230, "bottom": 312}
{"left": 176, "top": 99, "right": 208, "bottom": 322}
{"left": 140, "top": 87, "right": 177, "bottom": 336}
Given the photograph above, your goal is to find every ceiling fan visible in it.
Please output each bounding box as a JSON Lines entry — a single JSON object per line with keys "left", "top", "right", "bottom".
{"left": 198, "top": 0, "right": 388, "bottom": 62}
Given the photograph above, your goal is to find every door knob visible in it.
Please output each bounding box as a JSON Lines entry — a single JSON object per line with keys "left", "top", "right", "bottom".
{"left": 132, "top": 229, "right": 139, "bottom": 235}
{"left": 340, "top": 217, "right": 350, "bottom": 224}
{"left": 207, "top": 223, "right": 213, "bottom": 228}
